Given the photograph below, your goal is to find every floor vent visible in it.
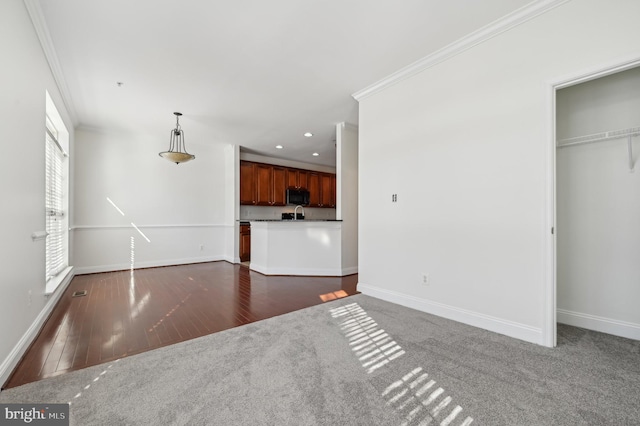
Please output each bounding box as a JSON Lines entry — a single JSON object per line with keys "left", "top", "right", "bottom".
{"left": 72, "top": 290, "right": 87, "bottom": 297}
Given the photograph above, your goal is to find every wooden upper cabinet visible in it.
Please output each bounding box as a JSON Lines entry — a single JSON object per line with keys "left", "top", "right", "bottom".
{"left": 307, "top": 172, "right": 321, "bottom": 207}
{"left": 330, "top": 174, "right": 336, "bottom": 208}
{"left": 255, "top": 163, "right": 273, "bottom": 206}
{"left": 297, "top": 170, "right": 309, "bottom": 189}
{"left": 286, "top": 169, "right": 299, "bottom": 189}
{"left": 272, "top": 166, "right": 287, "bottom": 206}
{"left": 250, "top": 163, "right": 287, "bottom": 206}
{"left": 240, "top": 161, "right": 256, "bottom": 205}
{"left": 320, "top": 173, "right": 335, "bottom": 208}
{"left": 286, "top": 168, "right": 309, "bottom": 190}
{"left": 240, "top": 160, "right": 336, "bottom": 208}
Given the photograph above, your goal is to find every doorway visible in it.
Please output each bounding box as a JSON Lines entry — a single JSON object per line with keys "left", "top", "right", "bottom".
{"left": 553, "top": 62, "right": 640, "bottom": 344}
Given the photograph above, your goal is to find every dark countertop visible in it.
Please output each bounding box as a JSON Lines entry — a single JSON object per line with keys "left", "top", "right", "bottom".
{"left": 238, "top": 219, "right": 342, "bottom": 222}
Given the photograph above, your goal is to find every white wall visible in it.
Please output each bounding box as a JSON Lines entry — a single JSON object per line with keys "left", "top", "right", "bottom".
{"left": 239, "top": 152, "right": 336, "bottom": 174}
{"left": 225, "top": 144, "right": 240, "bottom": 262}
{"left": 337, "top": 123, "right": 358, "bottom": 274}
{"left": 0, "top": 0, "right": 75, "bottom": 386}
{"left": 556, "top": 67, "right": 640, "bottom": 339}
{"left": 357, "top": 0, "right": 640, "bottom": 345}
{"left": 73, "top": 127, "right": 230, "bottom": 273}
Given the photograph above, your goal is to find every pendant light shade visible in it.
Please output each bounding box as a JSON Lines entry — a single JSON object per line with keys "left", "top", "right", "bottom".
{"left": 159, "top": 112, "right": 195, "bottom": 164}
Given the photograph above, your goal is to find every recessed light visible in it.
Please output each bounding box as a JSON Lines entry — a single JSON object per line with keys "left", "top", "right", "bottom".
{"left": 312, "top": 152, "right": 319, "bottom": 156}
{"left": 275, "top": 145, "right": 283, "bottom": 149}
{"left": 304, "top": 132, "right": 313, "bottom": 137}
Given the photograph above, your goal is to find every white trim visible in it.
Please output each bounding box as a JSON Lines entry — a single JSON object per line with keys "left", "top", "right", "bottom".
{"left": 45, "top": 265, "right": 73, "bottom": 295}
{"left": 557, "top": 309, "right": 640, "bottom": 341}
{"left": 552, "top": 57, "right": 640, "bottom": 91}
{"left": 358, "top": 283, "right": 543, "bottom": 345}
{"left": 0, "top": 268, "right": 74, "bottom": 388}
{"left": 352, "top": 0, "right": 570, "bottom": 101}
{"left": 74, "top": 256, "right": 225, "bottom": 275}
{"left": 543, "top": 78, "right": 558, "bottom": 348}
{"left": 250, "top": 263, "right": 345, "bottom": 277}
{"left": 23, "top": 0, "right": 79, "bottom": 126}
{"left": 341, "top": 122, "right": 359, "bottom": 132}
{"left": 341, "top": 266, "right": 358, "bottom": 276}
{"left": 71, "top": 224, "right": 229, "bottom": 230}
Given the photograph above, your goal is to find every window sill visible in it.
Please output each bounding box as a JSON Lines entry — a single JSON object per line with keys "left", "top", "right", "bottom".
{"left": 45, "top": 266, "right": 74, "bottom": 295}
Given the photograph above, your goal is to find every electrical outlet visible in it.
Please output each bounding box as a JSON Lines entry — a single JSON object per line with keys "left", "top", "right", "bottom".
{"left": 422, "top": 274, "right": 430, "bottom": 286}
{"left": 199, "top": 244, "right": 204, "bottom": 251}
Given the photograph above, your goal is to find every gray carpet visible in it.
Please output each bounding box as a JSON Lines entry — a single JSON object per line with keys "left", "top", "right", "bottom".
{"left": 1, "top": 294, "right": 639, "bottom": 425}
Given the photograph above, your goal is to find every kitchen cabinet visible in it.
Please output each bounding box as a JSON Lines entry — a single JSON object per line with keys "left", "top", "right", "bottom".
{"left": 240, "top": 161, "right": 256, "bottom": 205}
{"left": 298, "top": 170, "right": 309, "bottom": 189}
{"left": 287, "top": 169, "right": 308, "bottom": 189}
{"left": 255, "top": 163, "right": 273, "bottom": 206}
{"left": 242, "top": 161, "right": 287, "bottom": 206}
{"left": 240, "top": 160, "right": 336, "bottom": 208}
{"left": 239, "top": 224, "right": 251, "bottom": 262}
{"left": 320, "top": 173, "right": 335, "bottom": 208}
{"left": 307, "top": 172, "right": 321, "bottom": 207}
{"left": 308, "top": 172, "right": 335, "bottom": 208}
{"left": 272, "top": 166, "right": 287, "bottom": 205}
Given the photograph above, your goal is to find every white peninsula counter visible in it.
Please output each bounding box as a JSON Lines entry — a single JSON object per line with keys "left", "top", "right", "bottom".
{"left": 249, "top": 220, "right": 348, "bottom": 276}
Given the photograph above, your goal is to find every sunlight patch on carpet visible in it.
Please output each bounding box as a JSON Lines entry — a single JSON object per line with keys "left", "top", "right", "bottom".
{"left": 330, "top": 302, "right": 405, "bottom": 373}
{"left": 330, "top": 302, "right": 474, "bottom": 426}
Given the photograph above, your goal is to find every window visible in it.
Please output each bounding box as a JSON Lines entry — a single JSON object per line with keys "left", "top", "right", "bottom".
{"left": 45, "top": 91, "right": 70, "bottom": 292}
{"left": 45, "top": 120, "right": 65, "bottom": 280}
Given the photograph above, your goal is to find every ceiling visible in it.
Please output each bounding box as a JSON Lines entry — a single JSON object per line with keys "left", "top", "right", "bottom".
{"left": 36, "top": 0, "right": 532, "bottom": 167}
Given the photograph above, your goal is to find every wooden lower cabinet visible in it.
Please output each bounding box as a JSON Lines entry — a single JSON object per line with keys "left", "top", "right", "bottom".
{"left": 239, "top": 224, "right": 251, "bottom": 262}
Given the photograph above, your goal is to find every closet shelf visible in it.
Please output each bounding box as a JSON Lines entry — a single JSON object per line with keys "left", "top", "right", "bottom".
{"left": 557, "top": 126, "right": 639, "bottom": 172}
{"left": 556, "top": 126, "right": 640, "bottom": 148}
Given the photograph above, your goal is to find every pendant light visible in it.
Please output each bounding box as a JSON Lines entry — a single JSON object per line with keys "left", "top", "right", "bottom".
{"left": 159, "top": 112, "right": 195, "bottom": 164}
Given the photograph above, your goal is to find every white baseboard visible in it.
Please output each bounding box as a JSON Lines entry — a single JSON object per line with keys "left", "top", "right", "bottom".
{"left": 341, "top": 266, "right": 358, "bottom": 276}
{"left": 0, "top": 268, "right": 75, "bottom": 388}
{"left": 250, "top": 263, "right": 345, "bottom": 277}
{"left": 557, "top": 309, "right": 640, "bottom": 341}
{"left": 74, "top": 256, "right": 226, "bottom": 275}
{"left": 358, "top": 283, "right": 543, "bottom": 345}
{"left": 226, "top": 255, "right": 240, "bottom": 264}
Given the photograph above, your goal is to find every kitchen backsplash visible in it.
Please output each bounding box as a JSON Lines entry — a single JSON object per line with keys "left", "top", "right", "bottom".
{"left": 240, "top": 205, "right": 337, "bottom": 221}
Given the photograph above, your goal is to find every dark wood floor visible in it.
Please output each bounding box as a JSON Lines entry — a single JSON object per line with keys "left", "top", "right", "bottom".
{"left": 4, "top": 262, "right": 358, "bottom": 389}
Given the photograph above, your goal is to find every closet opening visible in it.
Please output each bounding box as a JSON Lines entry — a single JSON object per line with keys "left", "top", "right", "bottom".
{"left": 554, "top": 63, "right": 640, "bottom": 344}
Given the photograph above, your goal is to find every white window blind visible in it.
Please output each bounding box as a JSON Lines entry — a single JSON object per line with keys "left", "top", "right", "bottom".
{"left": 45, "top": 126, "right": 66, "bottom": 281}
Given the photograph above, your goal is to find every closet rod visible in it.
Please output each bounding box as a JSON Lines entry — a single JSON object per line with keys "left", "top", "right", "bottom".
{"left": 556, "top": 126, "right": 640, "bottom": 148}
{"left": 557, "top": 126, "right": 638, "bottom": 172}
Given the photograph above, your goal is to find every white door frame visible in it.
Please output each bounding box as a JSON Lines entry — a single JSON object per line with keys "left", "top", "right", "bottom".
{"left": 544, "top": 55, "right": 640, "bottom": 348}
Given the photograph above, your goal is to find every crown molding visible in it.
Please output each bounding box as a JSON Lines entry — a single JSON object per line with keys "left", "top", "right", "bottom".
{"left": 23, "top": 0, "right": 79, "bottom": 126}
{"left": 352, "top": 0, "right": 571, "bottom": 101}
